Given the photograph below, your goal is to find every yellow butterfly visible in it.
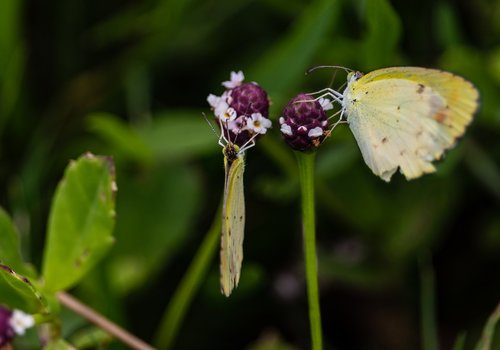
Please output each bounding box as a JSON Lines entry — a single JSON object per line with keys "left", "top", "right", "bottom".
{"left": 323, "top": 66, "right": 479, "bottom": 181}
{"left": 220, "top": 142, "right": 245, "bottom": 297}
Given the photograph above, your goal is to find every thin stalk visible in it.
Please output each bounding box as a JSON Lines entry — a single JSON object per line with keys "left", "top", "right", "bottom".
{"left": 57, "top": 292, "right": 154, "bottom": 350}
{"left": 153, "top": 204, "right": 222, "bottom": 349}
{"left": 296, "top": 152, "right": 323, "bottom": 350}
{"left": 419, "top": 253, "right": 438, "bottom": 350}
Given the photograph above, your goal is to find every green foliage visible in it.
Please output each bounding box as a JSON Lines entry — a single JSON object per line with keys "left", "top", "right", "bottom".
{"left": 474, "top": 303, "right": 500, "bottom": 350}
{"left": 0, "top": 208, "right": 34, "bottom": 277}
{"left": 0, "top": 263, "right": 45, "bottom": 313}
{"left": 42, "top": 154, "right": 116, "bottom": 293}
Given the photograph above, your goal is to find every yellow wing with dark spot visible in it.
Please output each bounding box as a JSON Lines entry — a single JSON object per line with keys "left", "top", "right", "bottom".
{"left": 344, "top": 67, "right": 479, "bottom": 181}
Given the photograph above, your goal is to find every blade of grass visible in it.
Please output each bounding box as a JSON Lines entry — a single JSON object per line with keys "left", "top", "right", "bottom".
{"left": 153, "top": 204, "right": 222, "bottom": 349}
{"left": 474, "top": 302, "right": 500, "bottom": 350}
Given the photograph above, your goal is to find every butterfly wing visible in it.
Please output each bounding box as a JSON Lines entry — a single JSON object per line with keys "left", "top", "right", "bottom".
{"left": 344, "top": 67, "right": 479, "bottom": 181}
{"left": 220, "top": 150, "right": 245, "bottom": 296}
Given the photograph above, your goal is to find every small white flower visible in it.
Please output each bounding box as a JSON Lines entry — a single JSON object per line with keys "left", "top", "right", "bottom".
{"left": 207, "top": 94, "right": 221, "bottom": 108}
{"left": 218, "top": 107, "right": 237, "bottom": 122}
{"left": 228, "top": 116, "right": 246, "bottom": 133}
{"left": 246, "top": 113, "right": 272, "bottom": 134}
{"left": 308, "top": 127, "right": 324, "bottom": 138}
{"left": 222, "top": 71, "right": 245, "bottom": 88}
{"left": 9, "top": 310, "right": 34, "bottom": 335}
{"left": 280, "top": 123, "right": 293, "bottom": 136}
{"left": 319, "top": 97, "right": 334, "bottom": 111}
{"left": 298, "top": 126, "right": 307, "bottom": 133}
{"left": 279, "top": 117, "right": 285, "bottom": 124}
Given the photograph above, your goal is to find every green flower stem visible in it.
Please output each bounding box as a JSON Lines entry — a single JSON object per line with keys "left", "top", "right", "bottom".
{"left": 296, "top": 152, "right": 323, "bottom": 350}
{"left": 419, "top": 253, "right": 438, "bottom": 350}
{"left": 154, "top": 204, "right": 222, "bottom": 350}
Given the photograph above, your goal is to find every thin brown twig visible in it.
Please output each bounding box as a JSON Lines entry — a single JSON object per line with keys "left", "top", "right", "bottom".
{"left": 57, "top": 292, "right": 156, "bottom": 350}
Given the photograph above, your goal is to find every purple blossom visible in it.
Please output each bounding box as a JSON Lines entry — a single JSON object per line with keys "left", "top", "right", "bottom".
{"left": 207, "top": 71, "right": 271, "bottom": 150}
{"left": 279, "top": 93, "right": 330, "bottom": 152}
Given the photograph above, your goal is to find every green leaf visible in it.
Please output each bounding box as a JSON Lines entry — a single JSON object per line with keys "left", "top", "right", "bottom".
{"left": 0, "top": 0, "right": 25, "bottom": 123}
{"left": 453, "top": 333, "right": 466, "bottom": 350}
{"left": 86, "top": 112, "right": 153, "bottom": 165}
{"left": 0, "top": 263, "right": 46, "bottom": 313}
{"left": 249, "top": 0, "right": 340, "bottom": 98}
{"left": 0, "top": 207, "right": 34, "bottom": 277}
{"left": 42, "top": 153, "right": 117, "bottom": 293}
{"left": 43, "top": 339, "right": 74, "bottom": 350}
{"left": 474, "top": 302, "right": 500, "bottom": 350}
{"left": 362, "top": 0, "right": 402, "bottom": 69}
{"left": 136, "top": 110, "right": 218, "bottom": 161}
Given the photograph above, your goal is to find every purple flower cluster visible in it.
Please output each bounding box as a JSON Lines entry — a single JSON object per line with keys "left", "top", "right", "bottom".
{"left": 0, "top": 307, "right": 14, "bottom": 347}
{"left": 0, "top": 306, "right": 34, "bottom": 347}
{"left": 207, "top": 71, "right": 271, "bottom": 149}
{"left": 279, "top": 93, "right": 333, "bottom": 152}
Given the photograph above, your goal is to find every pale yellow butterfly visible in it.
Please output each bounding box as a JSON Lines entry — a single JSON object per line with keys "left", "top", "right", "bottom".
{"left": 220, "top": 142, "right": 245, "bottom": 297}
{"left": 319, "top": 66, "right": 479, "bottom": 181}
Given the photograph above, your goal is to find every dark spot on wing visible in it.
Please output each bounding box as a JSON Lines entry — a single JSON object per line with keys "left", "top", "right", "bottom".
{"left": 239, "top": 215, "right": 243, "bottom": 222}
{"left": 381, "top": 137, "right": 388, "bottom": 144}
{"left": 432, "top": 110, "right": 448, "bottom": 123}
{"left": 365, "top": 91, "right": 369, "bottom": 95}
{"left": 397, "top": 105, "right": 401, "bottom": 111}
{"left": 417, "top": 84, "right": 425, "bottom": 93}
{"left": 400, "top": 150, "right": 406, "bottom": 156}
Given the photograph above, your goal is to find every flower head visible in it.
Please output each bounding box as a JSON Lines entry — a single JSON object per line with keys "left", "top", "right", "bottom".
{"left": 0, "top": 306, "right": 14, "bottom": 347}
{"left": 279, "top": 93, "right": 330, "bottom": 152}
{"left": 0, "top": 306, "right": 34, "bottom": 347}
{"left": 207, "top": 71, "right": 271, "bottom": 150}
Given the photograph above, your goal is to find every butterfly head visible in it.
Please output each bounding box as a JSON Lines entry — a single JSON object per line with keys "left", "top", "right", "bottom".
{"left": 347, "top": 71, "right": 364, "bottom": 85}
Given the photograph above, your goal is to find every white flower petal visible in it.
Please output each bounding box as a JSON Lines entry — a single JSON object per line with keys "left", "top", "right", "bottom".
{"left": 222, "top": 70, "right": 245, "bottom": 88}
{"left": 9, "top": 310, "right": 34, "bottom": 335}
{"left": 207, "top": 94, "right": 221, "bottom": 108}
{"left": 245, "top": 113, "right": 271, "bottom": 134}
{"left": 308, "top": 127, "right": 324, "bottom": 138}
{"left": 280, "top": 124, "right": 293, "bottom": 136}
{"left": 319, "top": 97, "right": 334, "bottom": 111}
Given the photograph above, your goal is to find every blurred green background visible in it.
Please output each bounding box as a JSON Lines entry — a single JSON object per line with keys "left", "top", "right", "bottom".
{"left": 1, "top": 0, "right": 499, "bottom": 349}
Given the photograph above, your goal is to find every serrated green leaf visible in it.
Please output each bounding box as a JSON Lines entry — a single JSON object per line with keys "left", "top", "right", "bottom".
{"left": 0, "top": 207, "right": 34, "bottom": 277}
{"left": 42, "top": 153, "right": 117, "bottom": 293}
{"left": 0, "top": 263, "right": 46, "bottom": 313}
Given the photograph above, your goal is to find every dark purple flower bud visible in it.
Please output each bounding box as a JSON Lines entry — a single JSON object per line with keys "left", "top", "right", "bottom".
{"left": 207, "top": 71, "right": 271, "bottom": 150}
{"left": 0, "top": 306, "right": 14, "bottom": 347}
{"left": 279, "top": 93, "right": 330, "bottom": 152}
{"left": 229, "top": 83, "right": 270, "bottom": 118}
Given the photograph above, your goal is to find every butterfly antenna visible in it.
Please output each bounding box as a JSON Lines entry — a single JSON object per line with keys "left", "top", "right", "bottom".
{"left": 202, "top": 112, "right": 220, "bottom": 140}
{"left": 306, "top": 65, "right": 353, "bottom": 75}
